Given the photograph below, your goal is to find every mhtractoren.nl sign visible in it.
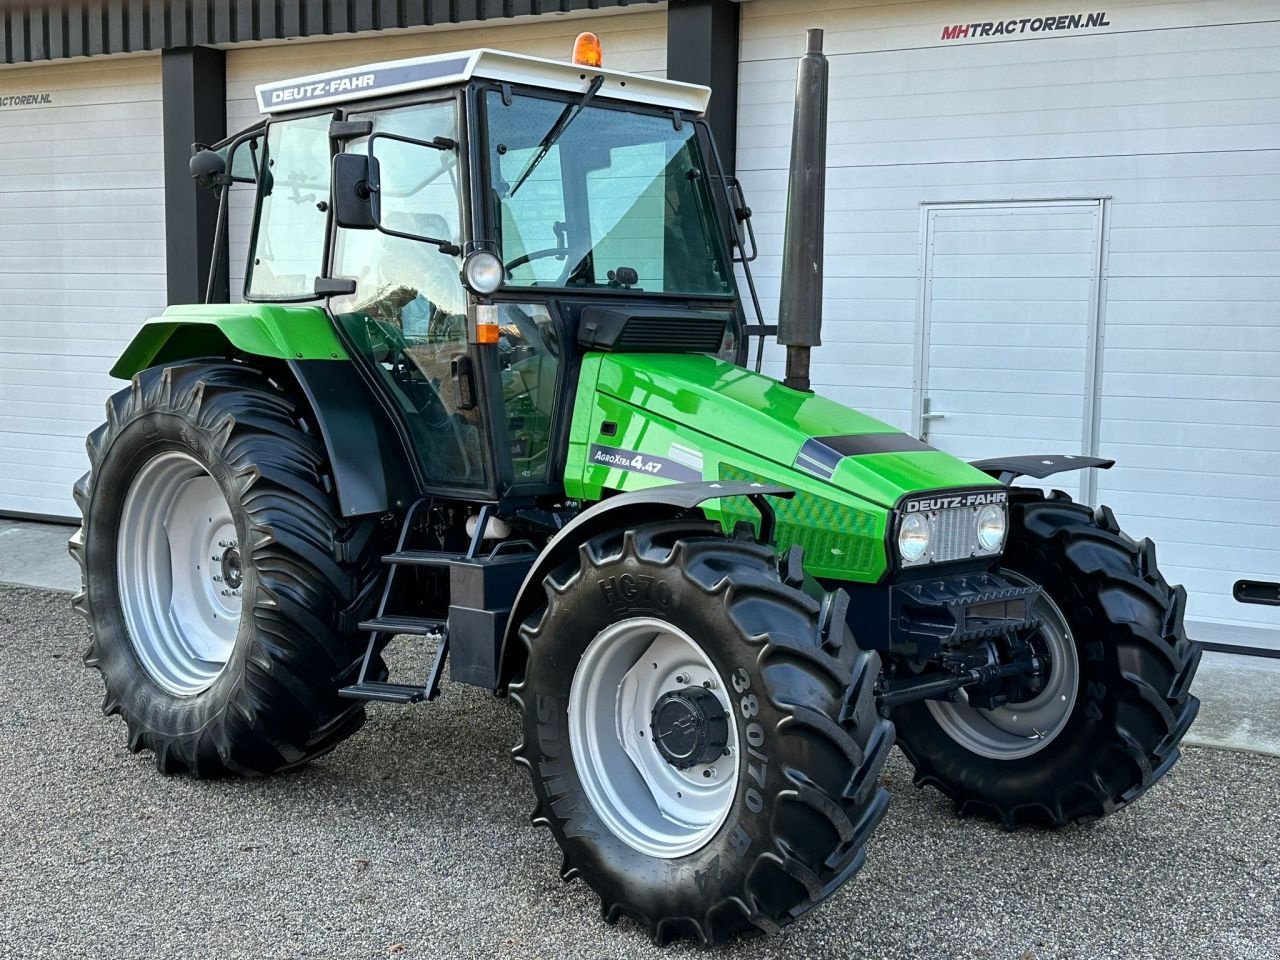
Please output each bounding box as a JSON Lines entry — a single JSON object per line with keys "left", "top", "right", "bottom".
{"left": 0, "top": 92, "right": 53, "bottom": 108}
{"left": 940, "top": 11, "right": 1111, "bottom": 41}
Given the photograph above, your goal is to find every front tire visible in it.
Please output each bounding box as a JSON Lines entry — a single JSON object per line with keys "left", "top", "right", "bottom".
{"left": 893, "top": 488, "right": 1201, "bottom": 827}
{"left": 510, "top": 521, "right": 893, "bottom": 945}
{"left": 69, "top": 361, "right": 384, "bottom": 777}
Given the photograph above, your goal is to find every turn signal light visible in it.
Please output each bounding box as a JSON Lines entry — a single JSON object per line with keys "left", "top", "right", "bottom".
{"left": 573, "top": 32, "right": 603, "bottom": 68}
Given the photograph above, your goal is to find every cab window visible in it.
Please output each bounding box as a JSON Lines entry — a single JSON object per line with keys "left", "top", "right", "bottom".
{"left": 246, "top": 113, "right": 331, "bottom": 299}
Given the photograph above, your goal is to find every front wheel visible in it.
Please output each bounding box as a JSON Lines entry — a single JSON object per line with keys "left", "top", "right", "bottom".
{"left": 893, "top": 488, "right": 1201, "bottom": 827}
{"left": 510, "top": 522, "right": 893, "bottom": 945}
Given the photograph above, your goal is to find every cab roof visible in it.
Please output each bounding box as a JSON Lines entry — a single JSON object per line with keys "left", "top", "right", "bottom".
{"left": 254, "top": 47, "right": 711, "bottom": 116}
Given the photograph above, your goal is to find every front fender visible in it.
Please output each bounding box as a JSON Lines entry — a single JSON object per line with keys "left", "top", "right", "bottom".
{"left": 970, "top": 454, "right": 1115, "bottom": 485}
{"left": 110, "top": 303, "right": 347, "bottom": 379}
{"left": 496, "top": 481, "right": 792, "bottom": 692}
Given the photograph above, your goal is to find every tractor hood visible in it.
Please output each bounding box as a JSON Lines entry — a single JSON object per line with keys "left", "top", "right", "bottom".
{"left": 586, "top": 353, "right": 995, "bottom": 509}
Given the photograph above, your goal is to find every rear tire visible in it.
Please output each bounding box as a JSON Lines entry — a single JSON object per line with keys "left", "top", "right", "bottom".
{"left": 510, "top": 521, "right": 893, "bottom": 945}
{"left": 893, "top": 488, "right": 1201, "bottom": 827}
{"left": 69, "top": 361, "right": 385, "bottom": 776}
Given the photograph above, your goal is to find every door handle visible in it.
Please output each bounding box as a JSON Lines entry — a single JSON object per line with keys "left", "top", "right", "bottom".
{"left": 920, "top": 397, "right": 945, "bottom": 442}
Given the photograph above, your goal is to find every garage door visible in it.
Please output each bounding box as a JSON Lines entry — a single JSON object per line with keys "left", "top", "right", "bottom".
{"left": 0, "top": 56, "right": 166, "bottom": 519}
{"left": 737, "top": 0, "right": 1280, "bottom": 639}
{"left": 224, "top": 6, "right": 669, "bottom": 299}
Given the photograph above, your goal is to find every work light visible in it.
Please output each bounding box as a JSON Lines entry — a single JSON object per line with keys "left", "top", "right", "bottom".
{"left": 461, "top": 250, "right": 504, "bottom": 296}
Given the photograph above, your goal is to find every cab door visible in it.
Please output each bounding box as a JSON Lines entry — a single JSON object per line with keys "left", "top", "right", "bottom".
{"left": 326, "top": 97, "right": 495, "bottom": 497}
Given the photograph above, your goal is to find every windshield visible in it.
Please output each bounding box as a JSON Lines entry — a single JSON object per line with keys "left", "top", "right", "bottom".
{"left": 484, "top": 91, "right": 735, "bottom": 297}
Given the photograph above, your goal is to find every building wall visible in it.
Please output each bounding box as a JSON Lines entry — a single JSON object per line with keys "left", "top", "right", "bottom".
{"left": 0, "top": 55, "right": 166, "bottom": 518}
{"left": 223, "top": 6, "right": 669, "bottom": 298}
{"left": 737, "top": 0, "right": 1280, "bottom": 634}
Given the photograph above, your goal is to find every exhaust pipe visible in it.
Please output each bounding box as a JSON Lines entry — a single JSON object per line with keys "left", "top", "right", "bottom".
{"left": 777, "top": 28, "right": 829, "bottom": 393}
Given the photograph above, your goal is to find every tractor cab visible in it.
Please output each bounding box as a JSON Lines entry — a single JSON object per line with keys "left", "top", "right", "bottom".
{"left": 209, "top": 43, "right": 743, "bottom": 502}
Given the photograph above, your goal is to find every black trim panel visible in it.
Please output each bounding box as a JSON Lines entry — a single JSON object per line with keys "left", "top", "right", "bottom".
{"left": 3, "top": 0, "right": 666, "bottom": 65}
{"left": 794, "top": 433, "right": 936, "bottom": 480}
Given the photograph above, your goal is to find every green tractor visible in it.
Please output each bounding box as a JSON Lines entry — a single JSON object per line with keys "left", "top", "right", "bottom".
{"left": 70, "top": 30, "right": 1199, "bottom": 945}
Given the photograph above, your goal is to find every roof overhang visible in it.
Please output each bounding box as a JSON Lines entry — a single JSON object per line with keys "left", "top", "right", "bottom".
{"left": 255, "top": 47, "right": 711, "bottom": 116}
{"left": 1, "top": 0, "right": 669, "bottom": 67}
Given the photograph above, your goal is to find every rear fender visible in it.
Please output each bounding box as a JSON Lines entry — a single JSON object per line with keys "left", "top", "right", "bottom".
{"left": 109, "top": 303, "right": 347, "bottom": 379}
{"left": 110, "top": 305, "right": 413, "bottom": 518}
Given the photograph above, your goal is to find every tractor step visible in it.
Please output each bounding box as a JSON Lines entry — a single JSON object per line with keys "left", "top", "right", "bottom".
{"left": 358, "top": 615, "right": 447, "bottom": 637}
{"left": 339, "top": 681, "right": 429, "bottom": 704}
{"left": 381, "top": 550, "right": 468, "bottom": 567}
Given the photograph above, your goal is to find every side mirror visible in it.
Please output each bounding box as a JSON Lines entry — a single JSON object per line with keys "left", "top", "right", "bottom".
{"left": 189, "top": 147, "right": 226, "bottom": 189}
{"left": 332, "top": 153, "right": 379, "bottom": 230}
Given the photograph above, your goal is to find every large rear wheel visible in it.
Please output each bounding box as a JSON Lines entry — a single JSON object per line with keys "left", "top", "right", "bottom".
{"left": 511, "top": 521, "right": 893, "bottom": 945}
{"left": 70, "top": 361, "right": 384, "bottom": 776}
{"left": 893, "top": 488, "right": 1201, "bottom": 827}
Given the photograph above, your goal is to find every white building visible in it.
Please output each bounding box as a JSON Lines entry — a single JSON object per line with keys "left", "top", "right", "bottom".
{"left": 1, "top": 0, "right": 1276, "bottom": 651}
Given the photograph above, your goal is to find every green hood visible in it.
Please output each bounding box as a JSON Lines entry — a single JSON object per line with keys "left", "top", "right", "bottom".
{"left": 590, "top": 353, "right": 994, "bottom": 508}
{"left": 566, "top": 353, "right": 999, "bottom": 583}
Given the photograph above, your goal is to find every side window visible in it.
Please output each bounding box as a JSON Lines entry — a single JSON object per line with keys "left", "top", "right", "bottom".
{"left": 332, "top": 101, "right": 466, "bottom": 337}
{"left": 246, "top": 114, "right": 331, "bottom": 299}
{"left": 498, "top": 304, "right": 562, "bottom": 483}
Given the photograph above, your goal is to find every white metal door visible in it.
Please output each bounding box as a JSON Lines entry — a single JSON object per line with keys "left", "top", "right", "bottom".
{"left": 915, "top": 200, "right": 1105, "bottom": 501}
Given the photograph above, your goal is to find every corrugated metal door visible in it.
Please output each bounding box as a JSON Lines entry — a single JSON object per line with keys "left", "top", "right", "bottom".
{"left": 223, "top": 7, "right": 670, "bottom": 299}
{"left": 915, "top": 200, "right": 1104, "bottom": 501}
{"left": 0, "top": 56, "right": 166, "bottom": 519}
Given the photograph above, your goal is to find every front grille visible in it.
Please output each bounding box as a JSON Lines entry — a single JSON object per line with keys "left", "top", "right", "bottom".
{"left": 932, "top": 506, "right": 978, "bottom": 563}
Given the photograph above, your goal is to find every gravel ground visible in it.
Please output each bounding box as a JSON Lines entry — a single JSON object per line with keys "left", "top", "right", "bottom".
{"left": 1, "top": 583, "right": 1276, "bottom": 960}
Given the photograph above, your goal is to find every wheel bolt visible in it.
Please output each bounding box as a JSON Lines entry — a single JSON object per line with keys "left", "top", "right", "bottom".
{"left": 211, "top": 555, "right": 221, "bottom": 562}
{"left": 213, "top": 574, "right": 222, "bottom": 582}
{"left": 218, "top": 540, "right": 227, "bottom": 548}
{"left": 703, "top": 678, "right": 717, "bottom": 690}
{"left": 703, "top": 768, "right": 716, "bottom": 779}
{"left": 676, "top": 673, "right": 689, "bottom": 685}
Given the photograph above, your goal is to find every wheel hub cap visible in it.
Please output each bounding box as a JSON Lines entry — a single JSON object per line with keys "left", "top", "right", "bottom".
{"left": 651, "top": 687, "right": 730, "bottom": 770}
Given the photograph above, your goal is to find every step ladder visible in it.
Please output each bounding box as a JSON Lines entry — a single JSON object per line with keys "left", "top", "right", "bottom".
{"left": 339, "top": 503, "right": 495, "bottom": 705}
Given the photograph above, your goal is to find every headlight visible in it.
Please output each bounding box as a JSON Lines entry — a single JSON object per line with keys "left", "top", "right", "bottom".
{"left": 898, "top": 513, "right": 931, "bottom": 565}
{"left": 975, "top": 503, "right": 1007, "bottom": 552}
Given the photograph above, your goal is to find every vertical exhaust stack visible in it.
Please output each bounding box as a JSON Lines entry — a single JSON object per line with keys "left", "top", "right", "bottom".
{"left": 777, "top": 28, "right": 829, "bottom": 393}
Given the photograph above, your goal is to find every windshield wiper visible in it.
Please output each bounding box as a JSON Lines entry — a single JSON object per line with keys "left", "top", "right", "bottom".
{"left": 509, "top": 74, "right": 605, "bottom": 197}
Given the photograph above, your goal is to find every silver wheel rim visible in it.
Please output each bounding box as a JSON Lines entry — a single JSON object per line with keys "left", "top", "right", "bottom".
{"left": 568, "top": 617, "right": 740, "bottom": 859}
{"left": 116, "top": 450, "right": 242, "bottom": 696}
{"left": 927, "top": 572, "right": 1079, "bottom": 760}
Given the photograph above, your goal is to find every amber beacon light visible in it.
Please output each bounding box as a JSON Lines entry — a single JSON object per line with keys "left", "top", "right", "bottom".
{"left": 572, "top": 31, "right": 604, "bottom": 67}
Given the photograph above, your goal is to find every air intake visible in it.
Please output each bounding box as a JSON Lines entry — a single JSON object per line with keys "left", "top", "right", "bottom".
{"left": 578, "top": 306, "right": 729, "bottom": 354}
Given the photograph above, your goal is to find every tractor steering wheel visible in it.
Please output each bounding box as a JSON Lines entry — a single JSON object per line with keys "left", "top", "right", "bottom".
{"left": 504, "top": 248, "right": 570, "bottom": 281}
